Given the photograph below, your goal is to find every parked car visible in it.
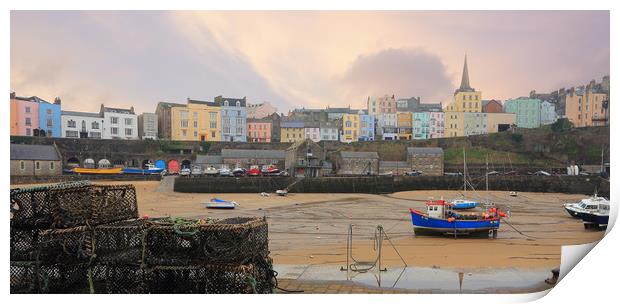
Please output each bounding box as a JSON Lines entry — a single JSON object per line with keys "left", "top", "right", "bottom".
{"left": 204, "top": 166, "right": 218, "bottom": 176}
{"left": 179, "top": 168, "right": 191, "bottom": 177}
{"left": 532, "top": 170, "right": 551, "bottom": 176}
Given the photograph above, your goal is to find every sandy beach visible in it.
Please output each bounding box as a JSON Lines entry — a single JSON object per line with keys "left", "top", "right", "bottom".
{"left": 12, "top": 179, "right": 604, "bottom": 272}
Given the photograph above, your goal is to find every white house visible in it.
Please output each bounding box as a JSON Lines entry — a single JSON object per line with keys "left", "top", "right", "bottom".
{"left": 61, "top": 111, "right": 105, "bottom": 139}
{"left": 138, "top": 113, "right": 158, "bottom": 139}
{"left": 540, "top": 100, "right": 557, "bottom": 125}
{"left": 100, "top": 104, "right": 138, "bottom": 139}
{"left": 319, "top": 122, "right": 339, "bottom": 141}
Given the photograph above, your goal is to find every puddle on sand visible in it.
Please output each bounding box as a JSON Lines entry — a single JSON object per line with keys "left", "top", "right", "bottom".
{"left": 274, "top": 264, "right": 550, "bottom": 292}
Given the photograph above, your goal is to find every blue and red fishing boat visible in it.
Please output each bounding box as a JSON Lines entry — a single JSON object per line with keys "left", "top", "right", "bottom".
{"left": 122, "top": 164, "right": 165, "bottom": 175}
{"left": 409, "top": 200, "right": 506, "bottom": 237}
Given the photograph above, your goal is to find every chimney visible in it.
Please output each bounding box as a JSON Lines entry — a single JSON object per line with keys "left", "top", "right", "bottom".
{"left": 54, "top": 97, "right": 61, "bottom": 105}
{"left": 10, "top": 92, "right": 16, "bottom": 99}
{"left": 130, "top": 106, "right": 135, "bottom": 114}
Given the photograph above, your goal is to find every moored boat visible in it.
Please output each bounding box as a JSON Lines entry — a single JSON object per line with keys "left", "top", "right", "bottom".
{"left": 123, "top": 164, "right": 165, "bottom": 175}
{"left": 204, "top": 166, "right": 218, "bottom": 176}
{"left": 248, "top": 165, "right": 261, "bottom": 176}
{"left": 451, "top": 199, "right": 479, "bottom": 210}
{"left": 409, "top": 200, "right": 506, "bottom": 237}
{"left": 232, "top": 167, "right": 246, "bottom": 177}
{"left": 203, "top": 198, "right": 238, "bottom": 209}
{"left": 73, "top": 167, "right": 123, "bottom": 175}
{"left": 564, "top": 194, "right": 609, "bottom": 219}
{"left": 580, "top": 197, "right": 609, "bottom": 228}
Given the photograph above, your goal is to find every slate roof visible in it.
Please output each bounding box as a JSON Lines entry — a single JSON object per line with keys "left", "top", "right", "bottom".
{"left": 281, "top": 121, "right": 305, "bottom": 128}
{"left": 102, "top": 106, "right": 134, "bottom": 114}
{"left": 61, "top": 111, "right": 103, "bottom": 118}
{"left": 188, "top": 99, "right": 219, "bottom": 107}
{"left": 11, "top": 144, "right": 61, "bottom": 161}
{"left": 406, "top": 147, "right": 444, "bottom": 155}
{"left": 221, "top": 149, "right": 286, "bottom": 159}
{"left": 340, "top": 151, "right": 379, "bottom": 159}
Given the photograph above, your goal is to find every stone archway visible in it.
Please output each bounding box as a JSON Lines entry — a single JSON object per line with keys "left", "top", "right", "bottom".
{"left": 66, "top": 157, "right": 80, "bottom": 168}
{"left": 83, "top": 158, "right": 95, "bottom": 169}
{"left": 113, "top": 159, "right": 125, "bottom": 168}
{"left": 98, "top": 159, "right": 111, "bottom": 168}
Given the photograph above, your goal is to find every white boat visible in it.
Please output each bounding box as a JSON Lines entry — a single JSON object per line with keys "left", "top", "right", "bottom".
{"left": 191, "top": 165, "right": 203, "bottom": 176}
{"left": 581, "top": 199, "right": 610, "bottom": 228}
{"left": 204, "top": 166, "right": 218, "bottom": 176}
{"left": 276, "top": 189, "right": 288, "bottom": 196}
{"left": 218, "top": 167, "right": 232, "bottom": 177}
{"left": 203, "top": 198, "right": 238, "bottom": 209}
{"left": 564, "top": 194, "right": 609, "bottom": 219}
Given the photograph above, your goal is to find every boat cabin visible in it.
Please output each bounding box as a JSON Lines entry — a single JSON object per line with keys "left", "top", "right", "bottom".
{"left": 426, "top": 200, "right": 452, "bottom": 218}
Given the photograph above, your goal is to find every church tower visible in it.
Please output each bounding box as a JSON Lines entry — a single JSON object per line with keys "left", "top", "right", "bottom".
{"left": 449, "top": 54, "right": 482, "bottom": 113}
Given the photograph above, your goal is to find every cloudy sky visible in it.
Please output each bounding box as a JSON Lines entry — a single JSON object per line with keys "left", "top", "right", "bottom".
{"left": 10, "top": 11, "right": 609, "bottom": 114}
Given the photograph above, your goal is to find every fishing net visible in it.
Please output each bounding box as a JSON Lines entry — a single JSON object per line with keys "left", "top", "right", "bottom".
{"left": 149, "top": 258, "right": 275, "bottom": 294}
{"left": 146, "top": 217, "right": 269, "bottom": 266}
{"left": 10, "top": 261, "right": 88, "bottom": 294}
{"left": 89, "top": 265, "right": 150, "bottom": 294}
{"left": 10, "top": 226, "right": 92, "bottom": 264}
{"left": 52, "top": 185, "right": 138, "bottom": 228}
{"left": 10, "top": 182, "right": 137, "bottom": 229}
{"left": 93, "top": 218, "right": 150, "bottom": 266}
{"left": 10, "top": 181, "right": 91, "bottom": 229}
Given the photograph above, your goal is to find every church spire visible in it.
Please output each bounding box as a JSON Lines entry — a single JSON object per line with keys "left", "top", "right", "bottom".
{"left": 459, "top": 53, "right": 472, "bottom": 91}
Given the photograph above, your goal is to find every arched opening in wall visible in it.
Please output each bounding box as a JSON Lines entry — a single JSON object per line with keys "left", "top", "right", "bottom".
{"left": 155, "top": 159, "right": 167, "bottom": 169}
{"left": 113, "top": 159, "right": 125, "bottom": 168}
{"left": 142, "top": 159, "right": 153, "bottom": 169}
{"left": 66, "top": 157, "right": 80, "bottom": 168}
{"left": 130, "top": 159, "right": 139, "bottom": 168}
{"left": 98, "top": 159, "right": 111, "bottom": 168}
{"left": 83, "top": 158, "right": 95, "bottom": 169}
{"left": 181, "top": 159, "right": 191, "bottom": 169}
{"left": 167, "top": 160, "right": 180, "bottom": 174}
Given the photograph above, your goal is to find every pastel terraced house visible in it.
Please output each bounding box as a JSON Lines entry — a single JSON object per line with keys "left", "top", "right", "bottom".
{"left": 217, "top": 96, "right": 247, "bottom": 142}
{"left": 504, "top": 97, "right": 541, "bottom": 129}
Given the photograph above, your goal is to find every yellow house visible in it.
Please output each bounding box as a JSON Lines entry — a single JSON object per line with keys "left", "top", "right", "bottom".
{"left": 396, "top": 112, "right": 412, "bottom": 140}
{"left": 341, "top": 113, "right": 359, "bottom": 143}
{"left": 443, "top": 112, "right": 464, "bottom": 138}
{"left": 445, "top": 55, "right": 482, "bottom": 113}
{"left": 280, "top": 121, "right": 305, "bottom": 143}
{"left": 170, "top": 99, "right": 221, "bottom": 141}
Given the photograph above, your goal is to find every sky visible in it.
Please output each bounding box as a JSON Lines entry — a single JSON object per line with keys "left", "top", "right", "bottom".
{"left": 10, "top": 11, "right": 610, "bottom": 114}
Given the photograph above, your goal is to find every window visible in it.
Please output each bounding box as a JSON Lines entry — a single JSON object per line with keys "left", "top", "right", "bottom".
{"left": 224, "top": 101, "right": 229, "bottom": 107}
{"left": 20, "top": 161, "right": 25, "bottom": 170}
{"left": 47, "top": 119, "right": 52, "bottom": 127}
{"left": 194, "top": 131, "right": 198, "bottom": 137}
{"left": 26, "top": 128, "right": 31, "bottom": 136}
{"left": 346, "top": 121, "right": 352, "bottom": 128}
{"left": 125, "top": 128, "right": 133, "bottom": 136}
{"left": 211, "top": 131, "right": 216, "bottom": 138}
{"left": 50, "top": 162, "right": 55, "bottom": 170}
{"left": 92, "top": 121, "right": 99, "bottom": 129}
{"left": 25, "top": 117, "right": 31, "bottom": 126}
{"left": 25, "top": 107, "right": 31, "bottom": 113}
{"left": 236, "top": 101, "right": 240, "bottom": 107}
{"left": 111, "top": 117, "right": 118, "bottom": 124}
{"left": 66, "top": 130, "right": 78, "bottom": 138}
{"left": 181, "top": 120, "right": 188, "bottom": 128}
{"left": 125, "top": 118, "right": 132, "bottom": 125}
{"left": 67, "top": 120, "right": 76, "bottom": 128}
{"left": 237, "top": 110, "right": 241, "bottom": 116}
{"left": 89, "top": 131, "right": 101, "bottom": 139}
{"left": 462, "top": 102, "right": 466, "bottom": 108}
{"left": 182, "top": 130, "right": 187, "bottom": 137}
{"left": 111, "top": 127, "right": 118, "bottom": 135}
{"left": 35, "top": 162, "right": 40, "bottom": 170}
{"left": 469, "top": 95, "right": 472, "bottom": 100}
{"left": 210, "top": 121, "right": 217, "bottom": 129}
{"left": 193, "top": 121, "right": 198, "bottom": 128}
{"left": 46, "top": 109, "right": 52, "bottom": 115}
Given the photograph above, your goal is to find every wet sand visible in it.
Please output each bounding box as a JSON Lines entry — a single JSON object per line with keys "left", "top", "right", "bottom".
{"left": 12, "top": 179, "right": 604, "bottom": 271}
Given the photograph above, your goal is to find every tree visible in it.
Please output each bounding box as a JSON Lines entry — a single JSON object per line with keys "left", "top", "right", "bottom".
{"left": 551, "top": 118, "right": 573, "bottom": 133}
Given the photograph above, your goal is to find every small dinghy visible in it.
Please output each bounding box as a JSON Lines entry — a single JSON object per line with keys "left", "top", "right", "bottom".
{"left": 203, "top": 198, "right": 238, "bottom": 209}
{"left": 450, "top": 199, "right": 479, "bottom": 210}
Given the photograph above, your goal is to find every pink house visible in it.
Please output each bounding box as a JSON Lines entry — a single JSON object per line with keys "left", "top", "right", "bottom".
{"left": 10, "top": 95, "right": 39, "bottom": 136}
{"left": 246, "top": 119, "right": 272, "bottom": 142}
{"left": 429, "top": 111, "right": 444, "bottom": 138}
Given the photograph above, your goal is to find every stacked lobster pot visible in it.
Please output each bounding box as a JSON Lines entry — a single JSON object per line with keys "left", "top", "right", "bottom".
{"left": 10, "top": 181, "right": 274, "bottom": 294}
{"left": 10, "top": 181, "right": 139, "bottom": 293}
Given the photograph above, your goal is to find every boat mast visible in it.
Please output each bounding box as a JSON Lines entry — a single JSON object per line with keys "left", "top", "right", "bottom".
{"left": 601, "top": 145, "right": 604, "bottom": 175}
{"left": 486, "top": 154, "right": 489, "bottom": 204}
{"left": 463, "top": 146, "right": 466, "bottom": 195}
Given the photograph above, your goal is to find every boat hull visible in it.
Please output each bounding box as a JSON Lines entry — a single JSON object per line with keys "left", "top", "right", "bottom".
{"left": 581, "top": 213, "right": 609, "bottom": 225}
{"left": 564, "top": 206, "right": 583, "bottom": 218}
{"left": 410, "top": 210, "right": 500, "bottom": 234}
{"left": 122, "top": 168, "right": 164, "bottom": 175}
{"left": 452, "top": 202, "right": 478, "bottom": 209}
{"left": 73, "top": 167, "right": 123, "bottom": 175}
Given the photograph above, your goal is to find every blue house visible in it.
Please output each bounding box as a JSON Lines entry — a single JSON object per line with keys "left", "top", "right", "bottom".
{"left": 38, "top": 97, "right": 62, "bottom": 138}
{"left": 358, "top": 110, "right": 375, "bottom": 141}
{"left": 215, "top": 95, "right": 247, "bottom": 142}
